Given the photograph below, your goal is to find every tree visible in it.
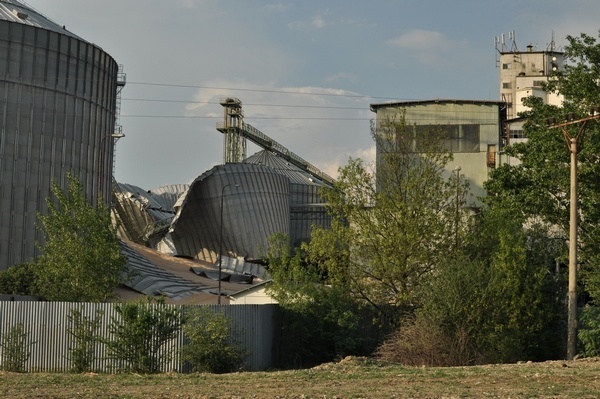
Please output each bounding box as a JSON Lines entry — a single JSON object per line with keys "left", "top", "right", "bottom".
{"left": 484, "top": 32, "right": 600, "bottom": 301}
{"left": 266, "top": 113, "right": 470, "bottom": 366}
{"left": 305, "top": 114, "right": 469, "bottom": 318}
{"left": 377, "top": 207, "right": 565, "bottom": 365}
{"left": 34, "top": 173, "right": 127, "bottom": 302}
{"left": 266, "top": 234, "right": 380, "bottom": 368}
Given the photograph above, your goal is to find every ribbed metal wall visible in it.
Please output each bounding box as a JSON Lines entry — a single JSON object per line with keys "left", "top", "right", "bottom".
{"left": 0, "top": 6, "right": 120, "bottom": 270}
{"left": 0, "top": 301, "right": 277, "bottom": 372}
{"left": 170, "top": 163, "right": 290, "bottom": 262}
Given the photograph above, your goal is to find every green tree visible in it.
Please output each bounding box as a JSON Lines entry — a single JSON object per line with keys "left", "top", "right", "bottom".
{"left": 266, "top": 114, "right": 468, "bottom": 365}
{"left": 180, "top": 306, "right": 248, "bottom": 373}
{"left": 34, "top": 173, "right": 127, "bottom": 302}
{"left": 305, "top": 114, "right": 468, "bottom": 318}
{"left": 485, "top": 32, "right": 600, "bottom": 301}
{"left": 266, "top": 234, "right": 379, "bottom": 368}
{"left": 378, "top": 207, "right": 565, "bottom": 365}
{"left": 105, "top": 298, "right": 183, "bottom": 374}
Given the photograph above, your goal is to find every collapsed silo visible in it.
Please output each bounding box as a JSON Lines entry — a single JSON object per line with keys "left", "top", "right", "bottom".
{"left": 165, "top": 163, "right": 290, "bottom": 262}
{"left": 0, "top": 0, "right": 122, "bottom": 269}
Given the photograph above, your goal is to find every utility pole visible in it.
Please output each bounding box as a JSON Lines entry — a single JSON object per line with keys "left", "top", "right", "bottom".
{"left": 547, "top": 108, "right": 600, "bottom": 360}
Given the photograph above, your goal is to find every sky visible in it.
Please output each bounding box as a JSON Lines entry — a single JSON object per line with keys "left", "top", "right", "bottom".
{"left": 23, "top": 0, "right": 600, "bottom": 190}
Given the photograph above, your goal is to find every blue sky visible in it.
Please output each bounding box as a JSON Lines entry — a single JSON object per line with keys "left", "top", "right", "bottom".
{"left": 24, "top": 0, "right": 600, "bottom": 190}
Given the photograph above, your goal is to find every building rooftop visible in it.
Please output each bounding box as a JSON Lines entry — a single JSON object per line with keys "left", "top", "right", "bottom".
{"left": 370, "top": 98, "right": 506, "bottom": 112}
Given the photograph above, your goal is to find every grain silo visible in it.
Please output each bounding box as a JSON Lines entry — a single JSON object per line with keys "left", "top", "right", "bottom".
{"left": 0, "top": 0, "right": 124, "bottom": 270}
{"left": 165, "top": 163, "right": 291, "bottom": 263}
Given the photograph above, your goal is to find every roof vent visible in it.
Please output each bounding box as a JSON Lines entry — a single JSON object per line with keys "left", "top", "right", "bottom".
{"left": 12, "top": 9, "right": 29, "bottom": 20}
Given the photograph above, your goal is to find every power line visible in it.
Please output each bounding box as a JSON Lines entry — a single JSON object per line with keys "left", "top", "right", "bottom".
{"left": 122, "top": 98, "right": 369, "bottom": 110}
{"left": 126, "top": 81, "right": 405, "bottom": 101}
{"left": 121, "top": 114, "right": 371, "bottom": 121}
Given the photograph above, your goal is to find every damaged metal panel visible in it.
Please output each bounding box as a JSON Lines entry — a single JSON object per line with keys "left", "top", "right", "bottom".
{"left": 120, "top": 242, "right": 204, "bottom": 300}
{"left": 168, "top": 163, "right": 290, "bottom": 262}
{"left": 112, "top": 183, "right": 187, "bottom": 246}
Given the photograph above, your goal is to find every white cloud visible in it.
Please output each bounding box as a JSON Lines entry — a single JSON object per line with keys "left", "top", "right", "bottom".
{"left": 324, "top": 72, "right": 358, "bottom": 84}
{"left": 387, "top": 29, "right": 452, "bottom": 50}
{"left": 312, "top": 9, "right": 329, "bottom": 28}
{"left": 264, "top": 3, "right": 289, "bottom": 13}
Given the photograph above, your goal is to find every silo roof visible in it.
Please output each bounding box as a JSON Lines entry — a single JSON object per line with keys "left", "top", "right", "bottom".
{"left": 245, "top": 150, "right": 326, "bottom": 186}
{"left": 0, "top": 0, "right": 85, "bottom": 41}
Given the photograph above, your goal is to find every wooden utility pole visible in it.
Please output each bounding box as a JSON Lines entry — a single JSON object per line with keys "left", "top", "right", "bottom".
{"left": 548, "top": 110, "right": 600, "bottom": 360}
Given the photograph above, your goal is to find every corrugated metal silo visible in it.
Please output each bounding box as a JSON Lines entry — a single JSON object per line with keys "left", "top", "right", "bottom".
{"left": 245, "top": 150, "right": 331, "bottom": 246}
{"left": 168, "top": 163, "right": 290, "bottom": 262}
{"left": 0, "top": 0, "right": 121, "bottom": 269}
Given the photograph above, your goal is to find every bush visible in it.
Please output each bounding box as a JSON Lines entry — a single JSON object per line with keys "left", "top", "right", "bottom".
{"left": 579, "top": 305, "right": 600, "bottom": 357}
{"left": 0, "top": 323, "right": 33, "bottom": 372}
{"left": 67, "top": 307, "right": 104, "bottom": 373}
{"left": 105, "top": 298, "right": 183, "bottom": 373}
{"left": 0, "top": 263, "right": 37, "bottom": 296}
{"left": 376, "top": 317, "right": 482, "bottom": 367}
{"left": 180, "top": 307, "right": 248, "bottom": 373}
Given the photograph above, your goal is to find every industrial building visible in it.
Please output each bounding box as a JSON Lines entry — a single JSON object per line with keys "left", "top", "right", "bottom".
{"left": 0, "top": 0, "right": 124, "bottom": 270}
{"left": 495, "top": 32, "right": 565, "bottom": 167}
{"left": 370, "top": 99, "right": 507, "bottom": 203}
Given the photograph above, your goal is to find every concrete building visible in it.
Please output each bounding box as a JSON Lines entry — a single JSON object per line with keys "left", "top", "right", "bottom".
{"left": 0, "top": 0, "right": 124, "bottom": 270}
{"left": 370, "top": 99, "right": 506, "bottom": 203}
{"left": 496, "top": 32, "right": 564, "bottom": 151}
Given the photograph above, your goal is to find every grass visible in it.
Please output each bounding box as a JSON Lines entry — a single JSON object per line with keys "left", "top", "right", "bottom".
{"left": 1, "top": 356, "right": 600, "bottom": 398}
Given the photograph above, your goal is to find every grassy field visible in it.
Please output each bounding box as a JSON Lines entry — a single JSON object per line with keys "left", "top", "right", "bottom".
{"left": 2, "top": 356, "right": 600, "bottom": 398}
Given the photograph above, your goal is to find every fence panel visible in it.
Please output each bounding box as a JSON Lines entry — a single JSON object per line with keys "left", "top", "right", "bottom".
{"left": 0, "top": 302, "right": 277, "bottom": 372}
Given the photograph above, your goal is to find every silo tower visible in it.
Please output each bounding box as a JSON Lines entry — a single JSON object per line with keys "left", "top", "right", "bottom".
{"left": 0, "top": 0, "right": 124, "bottom": 270}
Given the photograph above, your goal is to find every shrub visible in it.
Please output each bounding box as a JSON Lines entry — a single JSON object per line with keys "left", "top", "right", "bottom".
{"left": 0, "top": 323, "right": 33, "bottom": 372}
{"left": 67, "top": 307, "right": 104, "bottom": 373}
{"left": 579, "top": 305, "right": 600, "bottom": 357}
{"left": 105, "top": 298, "right": 183, "bottom": 373}
{"left": 181, "top": 307, "right": 248, "bottom": 373}
{"left": 376, "top": 317, "right": 482, "bottom": 367}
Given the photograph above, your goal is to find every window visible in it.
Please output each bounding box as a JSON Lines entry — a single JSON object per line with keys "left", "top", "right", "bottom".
{"left": 414, "top": 124, "right": 480, "bottom": 153}
{"left": 487, "top": 145, "right": 496, "bottom": 168}
{"left": 502, "top": 63, "right": 512, "bottom": 69}
{"left": 502, "top": 82, "right": 512, "bottom": 89}
{"left": 533, "top": 80, "right": 545, "bottom": 87}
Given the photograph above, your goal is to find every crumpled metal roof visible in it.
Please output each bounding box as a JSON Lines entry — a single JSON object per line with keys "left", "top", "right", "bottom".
{"left": 113, "top": 183, "right": 188, "bottom": 245}
{"left": 120, "top": 242, "right": 205, "bottom": 300}
{"left": 0, "top": 0, "right": 84, "bottom": 41}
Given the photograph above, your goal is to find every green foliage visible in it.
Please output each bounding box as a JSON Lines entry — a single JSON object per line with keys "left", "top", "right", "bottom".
{"left": 105, "top": 298, "right": 183, "bottom": 373}
{"left": 67, "top": 307, "right": 104, "bottom": 373}
{"left": 266, "top": 234, "right": 389, "bottom": 368}
{"left": 0, "top": 323, "right": 32, "bottom": 372}
{"left": 485, "top": 32, "right": 600, "bottom": 302}
{"left": 35, "top": 172, "right": 127, "bottom": 302}
{"left": 578, "top": 305, "right": 600, "bottom": 357}
{"left": 291, "top": 115, "right": 468, "bottom": 319}
{"left": 180, "top": 306, "right": 248, "bottom": 373}
{"left": 388, "top": 207, "right": 566, "bottom": 365}
{"left": 0, "top": 263, "right": 37, "bottom": 296}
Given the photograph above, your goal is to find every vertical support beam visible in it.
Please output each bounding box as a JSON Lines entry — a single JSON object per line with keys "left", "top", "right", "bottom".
{"left": 567, "top": 137, "right": 578, "bottom": 360}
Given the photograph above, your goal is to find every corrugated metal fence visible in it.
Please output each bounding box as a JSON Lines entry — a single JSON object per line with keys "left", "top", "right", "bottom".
{"left": 0, "top": 302, "right": 277, "bottom": 373}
